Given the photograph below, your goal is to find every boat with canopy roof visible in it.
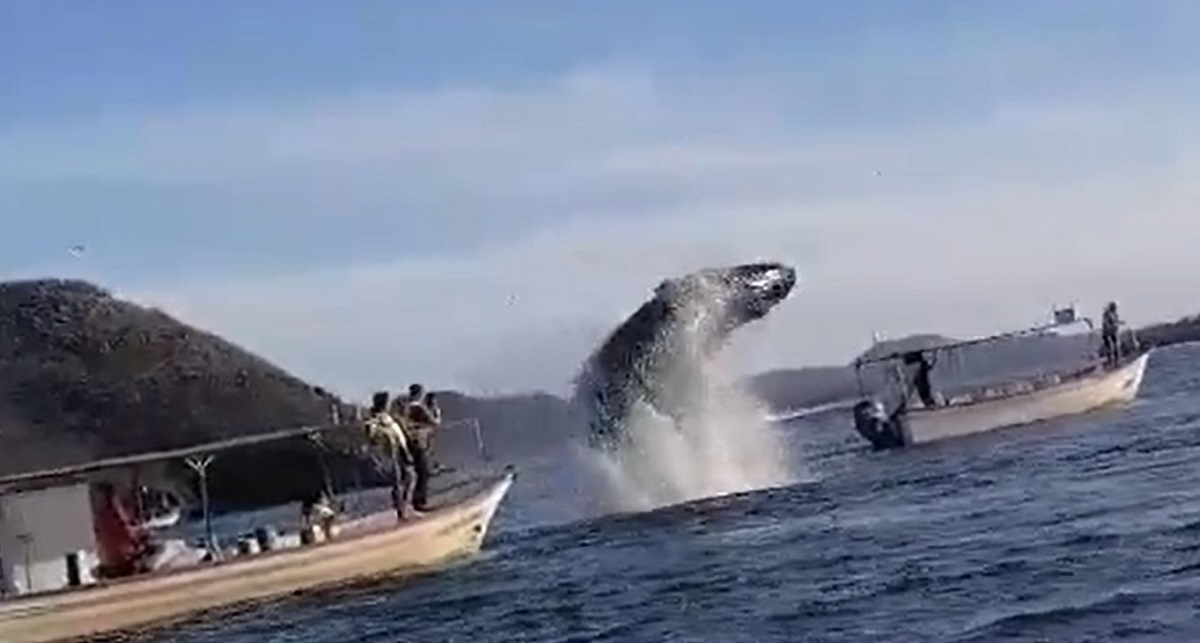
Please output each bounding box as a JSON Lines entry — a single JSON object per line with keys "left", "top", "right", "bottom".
{"left": 0, "top": 418, "right": 515, "bottom": 643}
{"left": 849, "top": 304, "right": 1152, "bottom": 449}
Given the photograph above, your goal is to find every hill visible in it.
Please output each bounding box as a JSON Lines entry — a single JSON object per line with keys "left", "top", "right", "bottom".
{"left": 0, "top": 279, "right": 572, "bottom": 513}
{"left": 1136, "top": 314, "right": 1200, "bottom": 347}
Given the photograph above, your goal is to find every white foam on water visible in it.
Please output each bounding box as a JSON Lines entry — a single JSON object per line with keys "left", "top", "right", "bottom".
{"left": 574, "top": 299, "right": 807, "bottom": 514}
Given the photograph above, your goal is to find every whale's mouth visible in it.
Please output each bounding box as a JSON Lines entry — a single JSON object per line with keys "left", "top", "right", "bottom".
{"left": 764, "top": 276, "right": 794, "bottom": 302}
{"left": 727, "top": 262, "right": 797, "bottom": 318}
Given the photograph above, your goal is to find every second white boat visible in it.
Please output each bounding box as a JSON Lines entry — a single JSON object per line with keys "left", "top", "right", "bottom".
{"left": 849, "top": 308, "right": 1152, "bottom": 449}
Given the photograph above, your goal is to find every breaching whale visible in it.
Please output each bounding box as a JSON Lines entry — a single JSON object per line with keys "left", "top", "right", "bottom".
{"left": 571, "top": 262, "right": 798, "bottom": 452}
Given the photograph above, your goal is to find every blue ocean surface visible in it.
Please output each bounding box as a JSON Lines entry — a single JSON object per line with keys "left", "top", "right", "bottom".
{"left": 148, "top": 343, "right": 1200, "bottom": 642}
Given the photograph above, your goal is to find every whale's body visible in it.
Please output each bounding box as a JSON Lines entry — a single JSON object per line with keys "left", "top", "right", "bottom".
{"left": 572, "top": 262, "right": 797, "bottom": 451}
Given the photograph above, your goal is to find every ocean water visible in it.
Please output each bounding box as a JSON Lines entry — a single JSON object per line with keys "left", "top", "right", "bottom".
{"left": 145, "top": 342, "right": 1200, "bottom": 642}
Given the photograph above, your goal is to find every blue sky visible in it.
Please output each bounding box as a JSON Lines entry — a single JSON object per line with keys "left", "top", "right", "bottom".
{"left": 3, "top": 1, "right": 1200, "bottom": 397}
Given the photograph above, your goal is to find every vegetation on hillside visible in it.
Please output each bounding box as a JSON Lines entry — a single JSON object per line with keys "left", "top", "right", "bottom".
{"left": 0, "top": 279, "right": 367, "bottom": 510}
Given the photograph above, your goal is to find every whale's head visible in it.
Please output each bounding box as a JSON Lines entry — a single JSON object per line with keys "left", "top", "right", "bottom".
{"left": 654, "top": 261, "right": 797, "bottom": 331}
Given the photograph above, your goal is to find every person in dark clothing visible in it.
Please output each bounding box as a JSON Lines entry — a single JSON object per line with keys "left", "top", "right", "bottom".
{"left": 1101, "top": 301, "right": 1121, "bottom": 368}
{"left": 904, "top": 351, "right": 939, "bottom": 408}
{"left": 422, "top": 392, "right": 445, "bottom": 474}
{"left": 424, "top": 391, "right": 442, "bottom": 424}
{"left": 400, "top": 384, "right": 440, "bottom": 511}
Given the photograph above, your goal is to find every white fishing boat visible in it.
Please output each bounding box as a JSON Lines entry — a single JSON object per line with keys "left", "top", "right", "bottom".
{"left": 0, "top": 423, "right": 516, "bottom": 643}
{"left": 850, "top": 305, "right": 1151, "bottom": 449}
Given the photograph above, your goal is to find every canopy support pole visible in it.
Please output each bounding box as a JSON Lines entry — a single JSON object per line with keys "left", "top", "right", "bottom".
{"left": 306, "top": 432, "right": 340, "bottom": 510}
{"left": 185, "top": 455, "right": 217, "bottom": 559}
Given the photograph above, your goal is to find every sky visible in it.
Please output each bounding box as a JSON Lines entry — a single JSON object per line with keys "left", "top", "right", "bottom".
{"left": 3, "top": 1, "right": 1200, "bottom": 399}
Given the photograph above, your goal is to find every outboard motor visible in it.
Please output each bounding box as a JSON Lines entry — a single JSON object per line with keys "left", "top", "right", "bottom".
{"left": 852, "top": 398, "right": 907, "bottom": 450}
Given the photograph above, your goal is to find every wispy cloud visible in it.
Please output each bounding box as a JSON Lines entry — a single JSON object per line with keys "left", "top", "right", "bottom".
{"left": 5, "top": 40, "right": 1200, "bottom": 399}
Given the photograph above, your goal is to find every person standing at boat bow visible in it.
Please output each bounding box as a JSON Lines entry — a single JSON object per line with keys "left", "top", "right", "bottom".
{"left": 364, "top": 391, "right": 422, "bottom": 520}
{"left": 394, "top": 384, "right": 440, "bottom": 512}
{"left": 1101, "top": 302, "right": 1122, "bottom": 368}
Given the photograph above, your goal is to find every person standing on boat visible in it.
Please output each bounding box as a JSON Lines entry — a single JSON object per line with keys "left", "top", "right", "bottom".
{"left": 424, "top": 391, "right": 442, "bottom": 425}
{"left": 904, "top": 350, "right": 940, "bottom": 408}
{"left": 1102, "top": 301, "right": 1122, "bottom": 368}
{"left": 364, "top": 391, "right": 421, "bottom": 520}
{"left": 398, "top": 384, "right": 440, "bottom": 512}
{"left": 422, "top": 391, "right": 448, "bottom": 474}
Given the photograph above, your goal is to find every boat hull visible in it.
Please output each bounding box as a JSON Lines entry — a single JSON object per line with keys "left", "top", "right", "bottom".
{"left": 855, "top": 351, "right": 1150, "bottom": 448}
{"left": 0, "top": 470, "right": 516, "bottom": 643}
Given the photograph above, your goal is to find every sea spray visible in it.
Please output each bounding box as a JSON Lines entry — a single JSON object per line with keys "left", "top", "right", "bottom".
{"left": 575, "top": 299, "right": 801, "bottom": 513}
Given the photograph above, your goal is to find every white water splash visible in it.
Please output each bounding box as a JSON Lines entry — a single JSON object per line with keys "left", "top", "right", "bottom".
{"left": 574, "top": 301, "right": 806, "bottom": 513}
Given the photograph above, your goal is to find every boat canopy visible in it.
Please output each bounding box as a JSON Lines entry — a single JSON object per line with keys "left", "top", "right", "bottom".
{"left": 0, "top": 423, "right": 350, "bottom": 494}
{"left": 853, "top": 312, "right": 1095, "bottom": 370}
